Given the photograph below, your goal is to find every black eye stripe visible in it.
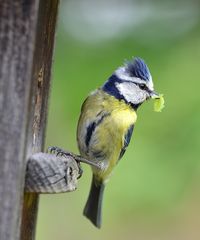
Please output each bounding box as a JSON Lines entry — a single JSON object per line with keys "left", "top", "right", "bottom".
{"left": 124, "top": 80, "right": 148, "bottom": 90}
{"left": 139, "top": 83, "right": 146, "bottom": 90}
{"left": 132, "top": 82, "right": 147, "bottom": 90}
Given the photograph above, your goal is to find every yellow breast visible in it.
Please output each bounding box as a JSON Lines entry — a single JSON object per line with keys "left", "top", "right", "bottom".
{"left": 77, "top": 89, "right": 137, "bottom": 182}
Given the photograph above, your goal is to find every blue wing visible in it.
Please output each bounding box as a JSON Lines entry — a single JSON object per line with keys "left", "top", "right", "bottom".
{"left": 85, "top": 111, "right": 110, "bottom": 149}
{"left": 118, "top": 124, "right": 134, "bottom": 161}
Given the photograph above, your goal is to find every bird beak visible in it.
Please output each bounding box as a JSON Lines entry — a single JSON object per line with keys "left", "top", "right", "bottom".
{"left": 149, "top": 90, "right": 160, "bottom": 99}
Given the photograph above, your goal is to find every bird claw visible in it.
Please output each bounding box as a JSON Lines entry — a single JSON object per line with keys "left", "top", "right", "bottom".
{"left": 77, "top": 162, "right": 83, "bottom": 179}
{"left": 48, "top": 146, "right": 72, "bottom": 157}
{"left": 48, "top": 146, "right": 101, "bottom": 176}
{"left": 48, "top": 146, "right": 83, "bottom": 178}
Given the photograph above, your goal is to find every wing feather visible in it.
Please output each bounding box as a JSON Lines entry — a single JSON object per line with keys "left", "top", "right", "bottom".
{"left": 118, "top": 124, "right": 134, "bottom": 160}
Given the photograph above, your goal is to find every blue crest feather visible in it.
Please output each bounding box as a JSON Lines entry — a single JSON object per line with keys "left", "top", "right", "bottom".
{"left": 126, "top": 57, "right": 151, "bottom": 81}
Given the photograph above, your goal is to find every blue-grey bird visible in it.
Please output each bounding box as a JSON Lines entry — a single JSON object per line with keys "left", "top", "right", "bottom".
{"left": 77, "top": 57, "right": 159, "bottom": 228}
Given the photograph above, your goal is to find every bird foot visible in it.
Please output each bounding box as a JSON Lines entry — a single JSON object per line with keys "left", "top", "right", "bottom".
{"left": 48, "top": 146, "right": 83, "bottom": 178}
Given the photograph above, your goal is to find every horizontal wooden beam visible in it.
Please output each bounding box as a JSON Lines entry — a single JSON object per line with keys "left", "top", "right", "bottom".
{"left": 25, "top": 148, "right": 101, "bottom": 193}
{"left": 25, "top": 153, "right": 80, "bottom": 193}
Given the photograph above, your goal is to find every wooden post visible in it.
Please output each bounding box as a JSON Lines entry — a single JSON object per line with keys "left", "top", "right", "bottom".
{"left": 0, "top": 1, "right": 59, "bottom": 240}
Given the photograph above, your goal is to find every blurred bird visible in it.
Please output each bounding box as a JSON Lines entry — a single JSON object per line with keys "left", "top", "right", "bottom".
{"left": 77, "top": 57, "right": 159, "bottom": 228}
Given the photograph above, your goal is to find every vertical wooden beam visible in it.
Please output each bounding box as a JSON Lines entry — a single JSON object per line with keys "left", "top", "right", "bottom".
{"left": 0, "top": 1, "right": 59, "bottom": 240}
{"left": 21, "top": 1, "right": 59, "bottom": 239}
{"left": 0, "top": 1, "right": 40, "bottom": 239}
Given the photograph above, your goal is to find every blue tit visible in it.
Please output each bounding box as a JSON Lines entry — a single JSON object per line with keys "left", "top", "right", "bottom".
{"left": 77, "top": 57, "right": 159, "bottom": 228}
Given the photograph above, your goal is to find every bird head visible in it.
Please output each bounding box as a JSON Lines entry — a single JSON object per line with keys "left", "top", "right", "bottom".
{"left": 102, "top": 57, "right": 159, "bottom": 109}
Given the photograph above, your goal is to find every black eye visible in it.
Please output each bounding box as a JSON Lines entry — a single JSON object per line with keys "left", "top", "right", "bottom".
{"left": 139, "top": 83, "right": 146, "bottom": 90}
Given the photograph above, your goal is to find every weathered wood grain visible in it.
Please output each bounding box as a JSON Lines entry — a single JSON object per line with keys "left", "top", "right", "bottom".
{"left": 25, "top": 153, "right": 80, "bottom": 193}
{"left": 0, "top": 1, "right": 40, "bottom": 240}
{"left": 0, "top": 1, "right": 59, "bottom": 240}
{"left": 21, "top": 1, "right": 60, "bottom": 240}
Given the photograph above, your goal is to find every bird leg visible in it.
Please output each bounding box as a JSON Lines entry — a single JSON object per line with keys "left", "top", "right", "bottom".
{"left": 48, "top": 146, "right": 101, "bottom": 178}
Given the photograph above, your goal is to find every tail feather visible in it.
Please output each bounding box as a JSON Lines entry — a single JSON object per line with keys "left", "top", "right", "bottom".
{"left": 83, "top": 176, "right": 105, "bottom": 228}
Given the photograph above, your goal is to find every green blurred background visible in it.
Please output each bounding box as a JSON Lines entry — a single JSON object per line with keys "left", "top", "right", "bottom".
{"left": 36, "top": 0, "right": 200, "bottom": 239}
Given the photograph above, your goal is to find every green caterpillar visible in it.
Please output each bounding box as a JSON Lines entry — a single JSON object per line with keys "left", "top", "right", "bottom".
{"left": 153, "top": 94, "right": 165, "bottom": 112}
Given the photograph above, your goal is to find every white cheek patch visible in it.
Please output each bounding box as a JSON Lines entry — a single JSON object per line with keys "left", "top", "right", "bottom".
{"left": 116, "top": 82, "right": 147, "bottom": 105}
{"left": 115, "top": 67, "right": 154, "bottom": 91}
